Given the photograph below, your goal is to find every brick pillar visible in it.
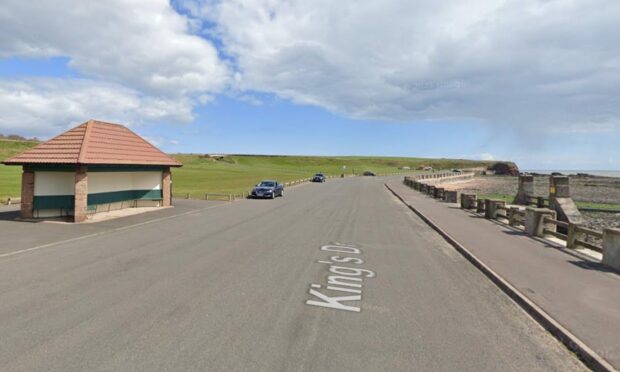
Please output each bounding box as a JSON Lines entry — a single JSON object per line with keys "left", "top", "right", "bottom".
{"left": 162, "top": 167, "right": 171, "bottom": 207}
{"left": 74, "top": 166, "right": 88, "bottom": 223}
{"left": 20, "top": 168, "right": 34, "bottom": 219}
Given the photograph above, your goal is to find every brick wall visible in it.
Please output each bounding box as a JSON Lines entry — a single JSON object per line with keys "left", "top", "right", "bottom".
{"left": 162, "top": 167, "right": 171, "bottom": 207}
{"left": 74, "top": 166, "right": 88, "bottom": 222}
{"left": 20, "top": 169, "right": 34, "bottom": 219}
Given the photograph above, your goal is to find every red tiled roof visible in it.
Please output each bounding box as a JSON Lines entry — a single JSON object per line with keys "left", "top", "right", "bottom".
{"left": 3, "top": 120, "right": 182, "bottom": 167}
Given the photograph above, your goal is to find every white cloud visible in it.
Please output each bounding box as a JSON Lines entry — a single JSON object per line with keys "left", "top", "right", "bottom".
{"left": 0, "top": 0, "right": 229, "bottom": 96}
{"left": 2, "top": 0, "right": 620, "bottom": 140}
{"left": 0, "top": 0, "right": 229, "bottom": 134}
{"left": 0, "top": 79, "right": 194, "bottom": 137}
{"left": 188, "top": 0, "right": 620, "bottom": 131}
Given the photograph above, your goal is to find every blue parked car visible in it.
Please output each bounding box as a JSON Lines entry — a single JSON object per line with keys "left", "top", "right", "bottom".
{"left": 250, "top": 180, "right": 284, "bottom": 199}
{"left": 312, "top": 173, "right": 326, "bottom": 182}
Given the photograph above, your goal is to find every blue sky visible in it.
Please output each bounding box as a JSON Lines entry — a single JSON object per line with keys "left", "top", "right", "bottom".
{"left": 1, "top": 0, "right": 619, "bottom": 170}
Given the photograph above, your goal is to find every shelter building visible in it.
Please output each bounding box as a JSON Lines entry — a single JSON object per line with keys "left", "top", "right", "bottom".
{"left": 3, "top": 120, "right": 182, "bottom": 222}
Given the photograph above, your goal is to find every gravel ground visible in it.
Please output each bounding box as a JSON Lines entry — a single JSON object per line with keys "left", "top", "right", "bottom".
{"left": 441, "top": 175, "right": 620, "bottom": 231}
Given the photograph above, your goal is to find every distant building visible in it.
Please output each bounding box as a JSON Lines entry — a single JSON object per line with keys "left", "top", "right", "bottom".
{"left": 3, "top": 120, "right": 182, "bottom": 222}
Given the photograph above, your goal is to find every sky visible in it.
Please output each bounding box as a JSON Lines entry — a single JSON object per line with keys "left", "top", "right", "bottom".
{"left": 1, "top": 0, "right": 619, "bottom": 170}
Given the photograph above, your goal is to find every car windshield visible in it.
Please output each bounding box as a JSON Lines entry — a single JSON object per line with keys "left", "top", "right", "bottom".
{"left": 315, "top": 174, "right": 324, "bottom": 176}
{"left": 259, "top": 181, "right": 276, "bottom": 187}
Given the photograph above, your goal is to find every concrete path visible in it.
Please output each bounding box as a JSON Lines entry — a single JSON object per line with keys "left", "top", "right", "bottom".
{"left": 387, "top": 180, "right": 620, "bottom": 369}
{"left": 0, "top": 178, "right": 586, "bottom": 371}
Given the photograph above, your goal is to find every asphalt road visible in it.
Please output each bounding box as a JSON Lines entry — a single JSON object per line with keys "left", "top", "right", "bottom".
{"left": 0, "top": 177, "right": 586, "bottom": 371}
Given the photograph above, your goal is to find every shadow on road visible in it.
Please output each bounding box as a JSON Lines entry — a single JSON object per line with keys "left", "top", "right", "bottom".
{"left": 568, "top": 260, "right": 619, "bottom": 276}
{"left": 0, "top": 209, "right": 19, "bottom": 221}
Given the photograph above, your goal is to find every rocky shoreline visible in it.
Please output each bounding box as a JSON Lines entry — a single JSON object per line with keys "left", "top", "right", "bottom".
{"left": 441, "top": 175, "right": 620, "bottom": 231}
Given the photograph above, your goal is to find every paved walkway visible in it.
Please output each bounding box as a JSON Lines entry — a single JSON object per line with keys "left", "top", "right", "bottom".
{"left": 386, "top": 180, "right": 620, "bottom": 370}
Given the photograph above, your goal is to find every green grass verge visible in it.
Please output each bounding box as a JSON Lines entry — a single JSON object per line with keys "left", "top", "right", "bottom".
{"left": 169, "top": 154, "right": 489, "bottom": 197}
{"left": 0, "top": 140, "right": 40, "bottom": 202}
{"left": 574, "top": 201, "right": 620, "bottom": 211}
{"left": 0, "top": 139, "right": 493, "bottom": 201}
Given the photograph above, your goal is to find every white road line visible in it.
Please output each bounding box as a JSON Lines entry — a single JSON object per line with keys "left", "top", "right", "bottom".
{"left": 0, "top": 203, "right": 229, "bottom": 260}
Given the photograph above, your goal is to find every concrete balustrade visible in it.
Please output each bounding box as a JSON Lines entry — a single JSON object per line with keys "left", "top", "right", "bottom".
{"left": 444, "top": 190, "right": 458, "bottom": 203}
{"left": 566, "top": 223, "right": 579, "bottom": 249}
{"left": 485, "top": 199, "right": 506, "bottom": 219}
{"left": 508, "top": 207, "right": 522, "bottom": 226}
{"left": 476, "top": 199, "right": 486, "bottom": 213}
{"left": 524, "top": 207, "right": 557, "bottom": 237}
{"left": 403, "top": 173, "right": 614, "bottom": 267}
{"left": 460, "top": 193, "right": 476, "bottom": 209}
{"left": 602, "top": 228, "right": 620, "bottom": 271}
{"left": 434, "top": 187, "right": 444, "bottom": 199}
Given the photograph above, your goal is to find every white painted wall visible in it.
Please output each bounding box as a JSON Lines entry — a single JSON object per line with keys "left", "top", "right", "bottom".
{"left": 88, "top": 171, "right": 161, "bottom": 194}
{"left": 34, "top": 172, "right": 74, "bottom": 196}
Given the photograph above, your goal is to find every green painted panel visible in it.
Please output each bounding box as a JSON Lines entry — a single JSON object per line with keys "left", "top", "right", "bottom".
{"left": 32, "top": 190, "right": 162, "bottom": 209}
{"left": 33, "top": 195, "right": 74, "bottom": 209}
{"left": 87, "top": 189, "right": 162, "bottom": 206}
{"left": 26, "top": 165, "right": 75, "bottom": 172}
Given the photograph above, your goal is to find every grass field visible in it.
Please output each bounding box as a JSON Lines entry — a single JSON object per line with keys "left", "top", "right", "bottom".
{"left": 170, "top": 154, "right": 491, "bottom": 197}
{"left": 0, "top": 140, "right": 40, "bottom": 202}
{"left": 0, "top": 139, "right": 492, "bottom": 201}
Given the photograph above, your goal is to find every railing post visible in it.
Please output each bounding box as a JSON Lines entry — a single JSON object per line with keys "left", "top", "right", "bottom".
{"left": 476, "top": 199, "right": 485, "bottom": 213}
{"left": 205, "top": 193, "right": 209, "bottom": 200}
{"left": 602, "top": 228, "right": 620, "bottom": 271}
{"left": 508, "top": 207, "right": 520, "bottom": 226}
{"left": 186, "top": 193, "right": 190, "bottom": 199}
{"left": 444, "top": 190, "right": 458, "bottom": 203}
{"left": 428, "top": 185, "right": 436, "bottom": 196}
{"left": 567, "top": 223, "right": 578, "bottom": 249}
{"left": 461, "top": 194, "right": 476, "bottom": 209}
{"left": 485, "top": 199, "right": 505, "bottom": 219}
{"left": 525, "top": 207, "right": 556, "bottom": 237}
{"left": 434, "top": 187, "right": 444, "bottom": 199}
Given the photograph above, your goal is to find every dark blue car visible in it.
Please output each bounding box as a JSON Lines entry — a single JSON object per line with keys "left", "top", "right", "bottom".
{"left": 312, "top": 173, "right": 326, "bottom": 182}
{"left": 250, "top": 180, "right": 284, "bottom": 199}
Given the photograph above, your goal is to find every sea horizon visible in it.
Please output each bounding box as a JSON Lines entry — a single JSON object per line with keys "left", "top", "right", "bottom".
{"left": 523, "top": 170, "right": 620, "bottom": 178}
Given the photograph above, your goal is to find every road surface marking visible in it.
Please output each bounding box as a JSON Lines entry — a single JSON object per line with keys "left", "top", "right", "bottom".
{"left": 305, "top": 243, "right": 375, "bottom": 313}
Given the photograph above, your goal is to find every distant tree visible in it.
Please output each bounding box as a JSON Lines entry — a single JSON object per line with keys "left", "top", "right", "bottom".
{"left": 0, "top": 134, "right": 39, "bottom": 141}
